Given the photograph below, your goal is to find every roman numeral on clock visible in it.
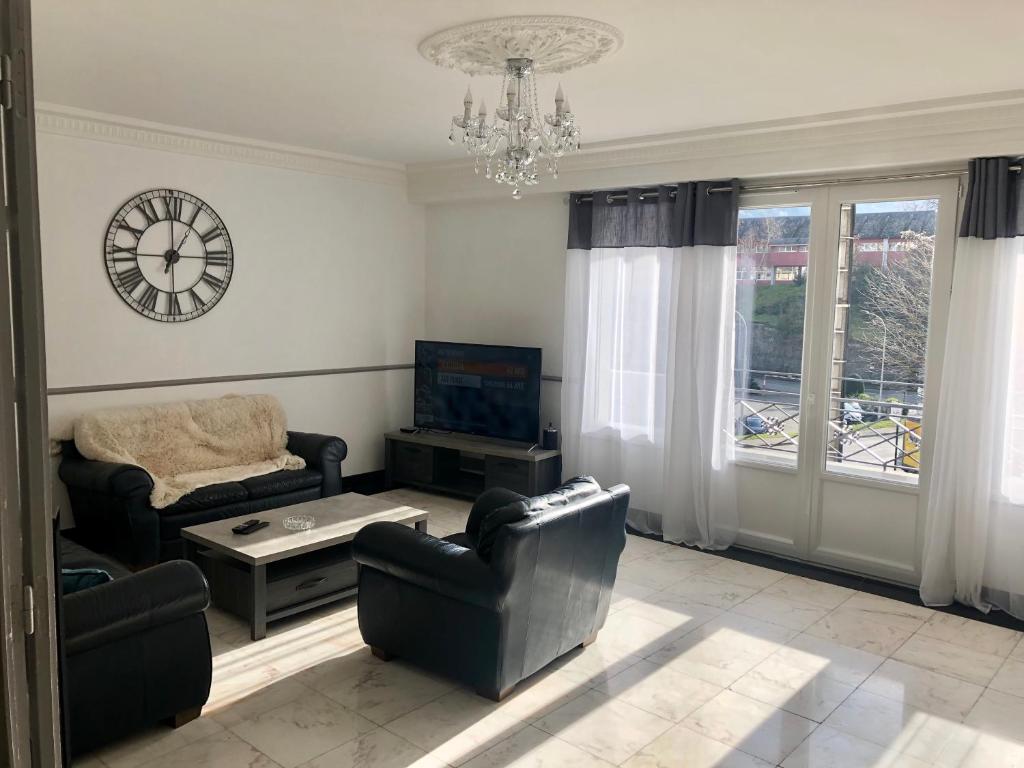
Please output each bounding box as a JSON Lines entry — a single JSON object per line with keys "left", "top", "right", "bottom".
{"left": 118, "top": 221, "right": 145, "bottom": 239}
{"left": 168, "top": 292, "right": 183, "bottom": 317}
{"left": 111, "top": 244, "right": 137, "bottom": 255}
{"left": 199, "top": 226, "right": 222, "bottom": 244}
{"left": 206, "top": 252, "right": 229, "bottom": 267}
{"left": 200, "top": 272, "right": 225, "bottom": 292}
{"left": 163, "top": 196, "right": 183, "bottom": 221}
{"left": 117, "top": 266, "right": 146, "bottom": 294}
{"left": 138, "top": 284, "right": 160, "bottom": 313}
{"left": 138, "top": 199, "right": 162, "bottom": 225}
{"left": 188, "top": 288, "right": 204, "bottom": 310}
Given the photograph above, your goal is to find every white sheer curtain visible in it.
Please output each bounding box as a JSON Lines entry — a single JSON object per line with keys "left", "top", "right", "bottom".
{"left": 562, "top": 242, "right": 738, "bottom": 549}
{"left": 920, "top": 157, "right": 1024, "bottom": 619}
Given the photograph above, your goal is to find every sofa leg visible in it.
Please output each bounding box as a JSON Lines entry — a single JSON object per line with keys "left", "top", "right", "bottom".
{"left": 479, "top": 684, "right": 516, "bottom": 702}
{"left": 581, "top": 631, "right": 599, "bottom": 648}
{"left": 371, "top": 646, "right": 395, "bottom": 662}
{"left": 171, "top": 706, "right": 202, "bottom": 729}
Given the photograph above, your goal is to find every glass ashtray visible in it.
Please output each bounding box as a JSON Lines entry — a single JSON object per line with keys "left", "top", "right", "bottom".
{"left": 282, "top": 515, "right": 315, "bottom": 531}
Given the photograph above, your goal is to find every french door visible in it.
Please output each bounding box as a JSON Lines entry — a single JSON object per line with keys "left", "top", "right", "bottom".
{"left": 732, "top": 176, "right": 960, "bottom": 584}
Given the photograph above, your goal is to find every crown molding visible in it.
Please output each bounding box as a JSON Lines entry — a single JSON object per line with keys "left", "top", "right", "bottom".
{"left": 408, "top": 90, "right": 1024, "bottom": 204}
{"left": 35, "top": 102, "right": 408, "bottom": 187}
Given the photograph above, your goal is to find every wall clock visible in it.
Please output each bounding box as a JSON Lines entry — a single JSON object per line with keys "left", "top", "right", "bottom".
{"left": 104, "top": 189, "right": 233, "bottom": 322}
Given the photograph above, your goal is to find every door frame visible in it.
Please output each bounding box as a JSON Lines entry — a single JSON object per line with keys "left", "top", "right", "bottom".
{"left": 734, "top": 176, "right": 961, "bottom": 584}
{"left": 803, "top": 177, "right": 959, "bottom": 582}
{"left": 0, "top": 0, "right": 63, "bottom": 764}
{"left": 733, "top": 187, "right": 831, "bottom": 559}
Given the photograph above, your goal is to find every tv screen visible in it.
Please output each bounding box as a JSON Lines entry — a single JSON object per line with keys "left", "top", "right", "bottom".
{"left": 414, "top": 341, "right": 542, "bottom": 443}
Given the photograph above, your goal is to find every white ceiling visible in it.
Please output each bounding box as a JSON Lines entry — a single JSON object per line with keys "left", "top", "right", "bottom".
{"left": 31, "top": 0, "right": 1024, "bottom": 165}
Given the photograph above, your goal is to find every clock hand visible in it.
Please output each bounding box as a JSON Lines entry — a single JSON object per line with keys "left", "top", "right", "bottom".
{"left": 175, "top": 227, "right": 191, "bottom": 252}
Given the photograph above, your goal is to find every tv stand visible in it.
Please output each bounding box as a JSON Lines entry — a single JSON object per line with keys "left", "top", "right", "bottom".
{"left": 384, "top": 430, "right": 562, "bottom": 499}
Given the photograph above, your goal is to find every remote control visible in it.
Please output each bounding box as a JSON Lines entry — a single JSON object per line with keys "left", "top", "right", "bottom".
{"left": 232, "top": 519, "right": 267, "bottom": 535}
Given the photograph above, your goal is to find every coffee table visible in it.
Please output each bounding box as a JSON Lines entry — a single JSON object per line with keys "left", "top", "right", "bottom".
{"left": 182, "top": 493, "right": 428, "bottom": 640}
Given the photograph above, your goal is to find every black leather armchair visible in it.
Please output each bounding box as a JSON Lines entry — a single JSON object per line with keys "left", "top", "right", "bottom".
{"left": 353, "top": 479, "right": 630, "bottom": 700}
{"left": 59, "top": 537, "right": 212, "bottom": 757}
{"left": 59, "top": 430, "right": 347, "bottom": 567}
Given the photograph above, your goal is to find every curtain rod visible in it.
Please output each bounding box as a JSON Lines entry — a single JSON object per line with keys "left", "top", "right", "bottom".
{"left": 572, "top": 165, "right": 1021, "bottom": 204}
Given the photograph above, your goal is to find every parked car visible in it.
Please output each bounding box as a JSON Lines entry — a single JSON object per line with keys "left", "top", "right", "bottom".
{"left": 842, "top": 400, "right": 864, "bottom": 426}
{"left": 741, "top": 414, "right": 768, "bottom": 435}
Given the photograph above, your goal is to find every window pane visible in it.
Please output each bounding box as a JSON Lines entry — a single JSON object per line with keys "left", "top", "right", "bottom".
{"left": 734, "top": 206, "right": 810, "bottom": 463}
{"left": 826, "top": 199, "right": 937, "bottom": 480}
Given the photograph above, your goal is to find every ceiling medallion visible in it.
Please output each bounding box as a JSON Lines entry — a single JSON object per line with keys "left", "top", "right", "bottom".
{"left": 419, "top": 16, "right": 623, "bottom": 198}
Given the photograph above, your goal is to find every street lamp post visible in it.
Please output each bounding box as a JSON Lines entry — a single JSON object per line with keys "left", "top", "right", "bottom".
{"left": 867, "top": 311, "right": 889, "bottom": 403}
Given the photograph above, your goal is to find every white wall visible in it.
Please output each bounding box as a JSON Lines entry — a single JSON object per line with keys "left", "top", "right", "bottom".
{"left": 40, "top": 130, "right": 425, "bottom": 494}
{"left": 424, "top": 194, "right": 567, "bottom": 428}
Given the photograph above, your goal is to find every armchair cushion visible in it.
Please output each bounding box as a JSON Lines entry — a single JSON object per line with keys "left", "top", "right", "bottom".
{"left": 465, "top": 487, "right": 527, "bottom": 546}
{"left": 476, "top": 499, "right": 531, "bottom": 561}
{"left": 529, "top": 475, "right": 601, "bottom": 510}
{"left": 63, "top": 560, "right": 210, "bottom": 656}
{"left": 354, "top": 521, "right": 501, "bottom": 610}
{"left": 472, "top": 478, "right": 601, "bottom": 561}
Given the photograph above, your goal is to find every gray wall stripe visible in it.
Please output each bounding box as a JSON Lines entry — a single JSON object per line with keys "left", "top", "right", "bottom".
{"left": 48, "top": 365, "right": 564, "bottom": 395}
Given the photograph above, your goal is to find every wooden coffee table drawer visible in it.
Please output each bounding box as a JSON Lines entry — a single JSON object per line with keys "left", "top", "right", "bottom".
{"left": 265, "top": 546, "right": 358, "bottom": 612}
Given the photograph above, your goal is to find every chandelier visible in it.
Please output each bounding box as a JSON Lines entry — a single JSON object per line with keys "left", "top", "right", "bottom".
{"left": 419, "top": 16, "right": 623, "bottom": 199}
{"left": 450, "top": 58, "right": 578, "bottom": 198}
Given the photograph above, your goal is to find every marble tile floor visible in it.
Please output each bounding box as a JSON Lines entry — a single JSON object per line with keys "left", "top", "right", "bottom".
{"left": 76, "top": 488, "right": 1024, "bottom": 768}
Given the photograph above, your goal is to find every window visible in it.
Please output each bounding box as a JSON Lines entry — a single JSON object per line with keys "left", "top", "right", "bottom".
{"left": 826, "top": 199, "right": 937, "bottom": 480}
{"left": 582, "top": 248, "right": 669, "bottom": 439}
{"left": 735, "top": 206, "right": 810, "bottom": 463}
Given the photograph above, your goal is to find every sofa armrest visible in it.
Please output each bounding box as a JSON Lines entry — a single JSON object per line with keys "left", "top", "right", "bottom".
{"left": 353, "top": 522, "right": 502, "bottom": 610}
{"left": 287, "top": 431, "right": 347, "bottom": 495}
{"left": 63, "top": 560, "right": 210, "bottom": 656}
{"left": 59, "top": 454, "right": 153, "bottom": 498}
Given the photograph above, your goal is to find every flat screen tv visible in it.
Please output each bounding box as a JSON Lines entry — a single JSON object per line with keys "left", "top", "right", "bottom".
{"left": 414, "top": 341, "right": 542, "bottom": 444}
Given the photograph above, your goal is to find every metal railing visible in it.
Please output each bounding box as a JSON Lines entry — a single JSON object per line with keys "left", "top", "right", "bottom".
{"left": 734, "top": 370, "right": 924, "bottom": 474}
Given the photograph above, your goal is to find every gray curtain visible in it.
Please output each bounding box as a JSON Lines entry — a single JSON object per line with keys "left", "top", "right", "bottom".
{"left": 567, "top": 181, "right": 739, "bottom": 250}
{"left": 959, "top": 157, "right": 1024, "bottom": 239}
{"left": 562, "top": 178, "right": 741, "bottom": 549}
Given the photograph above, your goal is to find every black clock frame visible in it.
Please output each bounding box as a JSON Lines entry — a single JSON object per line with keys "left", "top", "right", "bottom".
{"left": 104, "top": 188, "right": 233, "bottom": 322}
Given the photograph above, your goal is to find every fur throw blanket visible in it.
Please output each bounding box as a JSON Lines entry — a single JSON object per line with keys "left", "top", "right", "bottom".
{"left": 73, "top": 394, "right": 305, "bottom": 509}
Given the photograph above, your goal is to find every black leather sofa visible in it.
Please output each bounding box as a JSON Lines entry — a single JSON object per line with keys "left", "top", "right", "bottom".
{"left": 59, "top": 431, "right": 347, "bottom": 568}
{"left": 59, "top": 536, "right": 212, "bottom": 757}
{"left": 353, "top": 478, "right": 630, "bottom": 700}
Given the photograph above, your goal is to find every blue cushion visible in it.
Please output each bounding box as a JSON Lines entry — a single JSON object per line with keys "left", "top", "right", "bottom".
{"left": 62, "top": 567, "right": 112, "bottom": 595}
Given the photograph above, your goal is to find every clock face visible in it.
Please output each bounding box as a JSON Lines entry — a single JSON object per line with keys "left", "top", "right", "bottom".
{"left": 104, "top": 189, "right": 233, "bottom": 322}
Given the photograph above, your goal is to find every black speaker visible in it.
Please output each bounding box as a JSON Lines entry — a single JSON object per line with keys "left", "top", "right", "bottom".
{"left": 542, "top": 423, "right": 559, "bottom": 450}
